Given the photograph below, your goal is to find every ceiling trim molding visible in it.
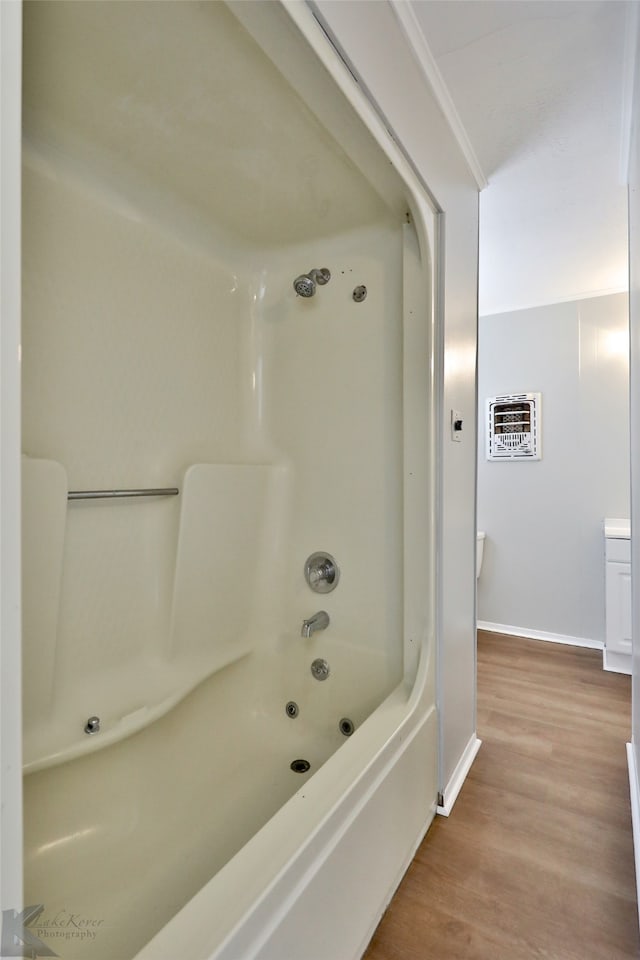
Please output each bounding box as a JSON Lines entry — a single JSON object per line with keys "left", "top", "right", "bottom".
{"left": 620, "top": 0, "right": 639, "bottom": 186}
{"left": 389, "top": 0, "right": 488, "bottom": 191}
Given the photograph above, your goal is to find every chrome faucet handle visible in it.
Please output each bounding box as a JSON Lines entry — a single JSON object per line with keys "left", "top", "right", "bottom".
{"left": 304, "top": 552, "right": 339, "bottom": 593}
{"left": 309, "top": 561, "right": 332, "bottom": 585}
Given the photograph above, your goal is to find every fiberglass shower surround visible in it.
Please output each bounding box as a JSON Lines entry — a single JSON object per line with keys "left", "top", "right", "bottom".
{"left": 20, "top": 3, "right": 438, "bottom": 959}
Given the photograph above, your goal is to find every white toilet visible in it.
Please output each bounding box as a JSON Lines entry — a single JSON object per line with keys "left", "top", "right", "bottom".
{"left": 476, "top": 531, "right": 486, "bottom": 579}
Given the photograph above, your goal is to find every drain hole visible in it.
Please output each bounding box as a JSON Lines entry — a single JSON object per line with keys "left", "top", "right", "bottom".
{"left": 339, "top": 717, "right": 355, "bottom": 737}
{"left": 290, "top": 758, "right": 311, "bottom": 773}
{"left": 285, "top": 701, "right": 299, "bottom": 718}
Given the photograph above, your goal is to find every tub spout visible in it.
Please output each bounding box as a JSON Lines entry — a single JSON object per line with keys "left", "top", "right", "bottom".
{"left": 301, "top": 610, "right": 330, "bottom": 638}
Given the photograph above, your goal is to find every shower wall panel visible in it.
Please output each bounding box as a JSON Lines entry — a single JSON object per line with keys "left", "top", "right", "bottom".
{"left": 21, "top": 0, "right": 412, "bottom": 772}
{"left": 258, "top": 223, "right": 405, "bottom": 694}
{"left": 21, "top": 152, "right": 256, "bottom": 769}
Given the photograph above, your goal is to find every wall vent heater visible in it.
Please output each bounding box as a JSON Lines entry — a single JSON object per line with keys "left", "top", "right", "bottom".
{"left": 486, "top": 393, "right": 541, "bottom": 461}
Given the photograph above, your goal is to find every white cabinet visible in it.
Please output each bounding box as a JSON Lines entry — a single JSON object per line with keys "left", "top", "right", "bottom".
{"left": 604, "top": 519, "right": 632, "bottom": 674}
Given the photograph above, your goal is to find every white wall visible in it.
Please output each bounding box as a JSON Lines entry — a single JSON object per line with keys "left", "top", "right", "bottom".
{"left": 628, "top": 0, "right": 640, "bottom": 918}
{"left": 312, "top": 0, "right": 480, "bottom": 803}
{"left": 0, "top": 0, "right": 23, "bottom": 912}
{"left": 478, "top": 292, "right": 629, "bottom": 642}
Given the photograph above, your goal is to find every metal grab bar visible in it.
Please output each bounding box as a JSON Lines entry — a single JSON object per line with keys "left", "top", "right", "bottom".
{"left": 67, "top": 487, "right": 179, "bottom": 501}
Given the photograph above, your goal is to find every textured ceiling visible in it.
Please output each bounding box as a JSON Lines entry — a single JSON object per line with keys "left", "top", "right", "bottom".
{"left": 411, "top": 0, "right": 631, "bottom": 316}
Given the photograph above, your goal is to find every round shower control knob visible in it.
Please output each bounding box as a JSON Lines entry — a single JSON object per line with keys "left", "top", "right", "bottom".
{"left": 304, "top": 552, "right": 340, "bottom": 593}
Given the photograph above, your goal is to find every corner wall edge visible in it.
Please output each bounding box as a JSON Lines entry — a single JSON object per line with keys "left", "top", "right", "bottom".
{"left": 389, "top": 0, "right": 487, "bottom": 191}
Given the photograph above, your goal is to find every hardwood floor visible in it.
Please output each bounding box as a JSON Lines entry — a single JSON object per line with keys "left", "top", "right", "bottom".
{"left": 363, "top": 630, "right": 639, "bottom": 960}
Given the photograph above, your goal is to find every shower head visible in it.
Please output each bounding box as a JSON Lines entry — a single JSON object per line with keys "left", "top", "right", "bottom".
{"left": 293, "top": 267, "right": 331, "bottom": 298}
{"left": 293, "top": 275, "right": 316, "bottom": 298}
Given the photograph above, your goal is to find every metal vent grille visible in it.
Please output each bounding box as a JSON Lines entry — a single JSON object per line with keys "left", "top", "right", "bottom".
{"left": 486, "top": 393, "right": 541, "bottom": 461}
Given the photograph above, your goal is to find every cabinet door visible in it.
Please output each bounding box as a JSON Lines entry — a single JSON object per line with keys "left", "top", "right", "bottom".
{"left": 605, "top": 561, "right": 632, "bottom": 655}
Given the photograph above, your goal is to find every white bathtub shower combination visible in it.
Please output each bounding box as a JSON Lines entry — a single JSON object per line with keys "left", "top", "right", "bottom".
{"left": 21, "top": 3, "right": 439, "bottom": 958}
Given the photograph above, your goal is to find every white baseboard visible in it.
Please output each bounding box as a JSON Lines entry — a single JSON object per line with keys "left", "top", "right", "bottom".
{"left": 477, "top": 620, "right": 603, "bottom": 650}
{"left": 437, "top": 734, "right": 482, "bottom": 817}
{"left": 626, "top": 742, "right": 640, "bottom": 932}
{"left": 603, "top": 649, "right": 632, "bottom": 675}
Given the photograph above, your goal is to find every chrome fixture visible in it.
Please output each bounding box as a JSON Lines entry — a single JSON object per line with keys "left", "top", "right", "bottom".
{"left": 84, "top": 716, "right": 101, "bottom": 735}
{"left": 293, "top": 267, "right": 331, "bottom": 298}
{"left": 304, "top": 552, "right": 340, "bottom": 594}
{"left": 301, "top": 610, "right": 330, "bottom": 638}
{"left": 68, "top": 487, "right": 179, "bottom": 501}
{"left": 310, "top": 658, "right": 330, "bottom": 681}
{"left": 352, "top": 285, "right": 367, "bottom": 302}
{"left": 285, "top": 701, "right": 299, "bottom": 718}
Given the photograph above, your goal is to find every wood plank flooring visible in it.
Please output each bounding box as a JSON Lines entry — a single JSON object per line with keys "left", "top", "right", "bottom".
{"left": 363, "top": 630, "right": 639, "bottom": 960}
